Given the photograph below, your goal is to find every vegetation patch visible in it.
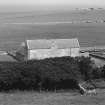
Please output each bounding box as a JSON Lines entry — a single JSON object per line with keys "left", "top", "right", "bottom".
{"left": 0, "top": 56, "right": 104, "bottom": 91}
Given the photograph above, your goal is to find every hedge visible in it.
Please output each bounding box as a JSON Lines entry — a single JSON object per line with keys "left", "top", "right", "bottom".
{"left": 0, "top": 56, "right": 95, "bottom": 91}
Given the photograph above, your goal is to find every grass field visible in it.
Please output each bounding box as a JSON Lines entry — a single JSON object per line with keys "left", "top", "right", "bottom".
{"left": 0, "top": 89, "right": 105, "bottom": 105}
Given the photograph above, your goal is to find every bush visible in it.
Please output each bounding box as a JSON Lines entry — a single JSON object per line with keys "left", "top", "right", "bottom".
{"left": 0, "top": 56, "right": 95, "bottom": 91}
{"left": 77, "top": 56, "right": 94, "bottom": 80}
{"left": 92, "top": 67, "right": 102, "bottom": 79}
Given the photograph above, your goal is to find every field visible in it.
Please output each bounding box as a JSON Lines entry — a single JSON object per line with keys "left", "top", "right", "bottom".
{"left": 0, "top": 89, "right": 105, "bottom": 105}
{"left": 0, "top": 9, "right": 105, "bottom": 50}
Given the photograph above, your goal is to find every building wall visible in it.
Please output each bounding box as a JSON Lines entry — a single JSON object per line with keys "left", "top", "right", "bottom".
{"left": 28, "top": 48, "right": 79, "bottom": 60}
{"left": 28, "top": 49, "right": 50, "bottom": 60}
{"left": 71, "top": 48, "right": 80, "bottom": 57}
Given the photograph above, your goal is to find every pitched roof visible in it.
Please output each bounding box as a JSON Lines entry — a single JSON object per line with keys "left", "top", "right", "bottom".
{"left": 54, "top": 38, "right": 80, "bottom": 49}
{"left": 26, "top": 39, "right": 52, "bottom": 49}
{"left": 26, "top": 38, "right": 80, "bottom": 50}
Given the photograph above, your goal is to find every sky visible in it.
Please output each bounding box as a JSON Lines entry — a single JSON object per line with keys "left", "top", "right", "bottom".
{"left": 0, "top": 0, "right": 105, "bottom": 7}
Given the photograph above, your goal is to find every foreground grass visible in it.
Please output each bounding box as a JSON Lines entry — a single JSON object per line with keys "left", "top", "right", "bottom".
{"left": 0, "top": 89, "right": 105, "bottom": 105}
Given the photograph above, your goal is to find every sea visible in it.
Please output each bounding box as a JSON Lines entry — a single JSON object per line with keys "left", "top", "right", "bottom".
{"left": 0, "top": 6, "right": 105, "bottom": 48}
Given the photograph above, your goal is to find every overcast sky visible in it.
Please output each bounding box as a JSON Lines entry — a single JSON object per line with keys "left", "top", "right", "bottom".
{"left": 0, "top": 0, "right": 105, "bottom": 7}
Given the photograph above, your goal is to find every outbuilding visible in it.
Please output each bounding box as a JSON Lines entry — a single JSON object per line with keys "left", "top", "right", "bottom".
{"left": 21, "top": 38, "right": 80, "bottom": 60}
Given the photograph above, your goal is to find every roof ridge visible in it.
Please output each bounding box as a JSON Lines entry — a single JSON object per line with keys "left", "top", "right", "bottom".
{"left": 27, "top": 38, "right": 78, "bottom": 41}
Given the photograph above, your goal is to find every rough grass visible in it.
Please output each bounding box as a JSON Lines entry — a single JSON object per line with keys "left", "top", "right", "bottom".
{"left": 0, "top": 89, "right": 105, "bottom": 105}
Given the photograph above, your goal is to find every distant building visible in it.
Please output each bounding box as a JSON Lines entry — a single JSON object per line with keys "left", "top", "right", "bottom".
{"left": 18, "top": 38, "right": 80, "bottom": 60}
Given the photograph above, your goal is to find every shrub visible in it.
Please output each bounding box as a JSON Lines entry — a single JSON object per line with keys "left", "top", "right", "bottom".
{"left": 77, "top": 56, "right": 94, "bottom": 80}
{"left": 0, "top": 56, "right": 96, "bottom": 91}
{"left": 92, "top": 67, "right": 102, "bottom": 79}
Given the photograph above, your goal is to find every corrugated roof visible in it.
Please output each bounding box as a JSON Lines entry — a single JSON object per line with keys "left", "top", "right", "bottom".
{"left": 26, "top": 38, "right": 80, "bottom": 50}
{"left": 26, "top": 39, "right": 53, "bottom": 49}
{"left": 54, "top": 38, "right": 80, "bottom": 49}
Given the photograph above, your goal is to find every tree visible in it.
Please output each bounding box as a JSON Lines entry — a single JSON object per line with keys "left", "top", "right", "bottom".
{"left": 78, "top": 57, "right": 94, "bottom": 80}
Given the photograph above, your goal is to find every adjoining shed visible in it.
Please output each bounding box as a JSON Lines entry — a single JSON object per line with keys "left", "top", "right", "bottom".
{"left": 20, "top": 38, "right": 80, "bottom": 60}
